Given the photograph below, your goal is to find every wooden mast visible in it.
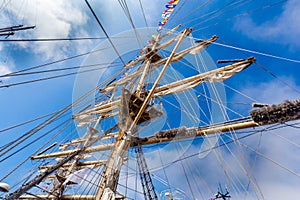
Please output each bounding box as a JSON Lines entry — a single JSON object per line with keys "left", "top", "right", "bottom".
{"left": 5, "top": 26, "right": 300, "bottom": 199}
{"left": 94, "top": 28, "right": 191, "bottom": 200}
{"left": 0, "top": 25, "right": 35, "bottom": 37}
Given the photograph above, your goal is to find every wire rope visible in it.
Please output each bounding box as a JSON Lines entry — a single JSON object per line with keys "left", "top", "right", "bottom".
{"left": 138, "top": 0, "right": 149, "bottom": 28}
{"left": 174, "top": 144, "right": 196, "bottom": 199}
{"left": 0, "top": 119, "right": 73, "bottom": 163}
{"left": 85, "top": 0, "right": 126, "bottom": 65}
{"left": 168, "top": 0, "right": 213, "bottom": 28}
{"left": 232, "top": 135, "right": 300, "bottom": 177}
{"left": 176, "top": 142, "right": 205, "bottom": 199}
{"left": 0, "top": 37, "right": 110, "bottom": 42}
{"left": 118, "top": 0, "right": 143, "bottom": 48}
{"left": 157, "top": 148, "right": 171, "bottom": 193}
{"left": 1, "top": 46, "right": 115, "bottom": 77}
{"left": 0, "top": 120, "right": 76, "bottom": 182}
{"left": 0, "top": 110, "right": 57, "bottom": 133}
{"left": 255, "top": 62, "right": 300, "bottom": 95}
{"left": 184, "top": 0, "right": 251, "bottom": 27}
{"left": 0, "top": 62, "right": 120, "bottom": 78}
{"left": 243, "top": 132, "right": 262, "bottom": 200}
{"left": 193, "top": 0, "right": 288, "bottom": 32}
{"left": 209, "top": 40, "right": 300, "bottom": 64}
{"left": 0, "top": 64, "right": 121, "bottom": 88}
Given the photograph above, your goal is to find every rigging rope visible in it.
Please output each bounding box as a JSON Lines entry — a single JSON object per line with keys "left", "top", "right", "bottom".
{"left": 197, "top": 43, "right": 250, "bottom": 195}
{"left": 118, "top": 0, "right": 143, "bottom": 48}
{"left": 0, "top": 110, "right": 56, "bottom": 133}
{"left": 244, "top": 132, "right": 263, "bottom": 200}
{"left": 254, "top": 62, "right": 300, "bottom": 95}
{"left": 0, "top": 108, "right": 65, "bottom": 155}
{"left": 85, "top": 0, "right": 126, "bottom": 65}
{"left": 1, "top": 46, "right": 113, "bottom": 77}
{"left": 0, "top": 67, "right": 124, "bottom": 183}
{"left": 0, "top": 64, "right": 120, "bottom": 88}
{"left": 0, "top": 0, "right": 11, "bottom": 11}
{"left": 0, "top": 62, "right": 120, "bottom": 78}
{"left": 138, "top": 0, "right": 149, "bottom": 28}
{"left": 193, "top": 0, "right": 288, "bottom": 32}
{"left": 0, "top": 37, "right": 108, "bottom": 42}
{"left": 218, "top": 132, "right": 264, "bottom": 199}
{"left": 174, "top": 144, "right": 196, "bottom": 199}
{"left": 0, "top": 120, "right": 76, "bottom": 182}
{"left": 177, "top": 143, "right": 205, "bottom": 199}
{"left": 0, "top": 119, "right": 73, "bottom": 163}
{"left": 185, "top": 0, "right": 251, "bottom": 27}
{"left": 237, "top": 136, "right": 300, "bottom": 177}
{"left": 210, "top": 40, "right": 300, "bottom": 64}
{"left": 169, "top": 0, "right": 213, "bottom": 28}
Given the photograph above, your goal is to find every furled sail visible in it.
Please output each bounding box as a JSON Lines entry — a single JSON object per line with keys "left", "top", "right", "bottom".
{"left": 73, "top": 58, "right": 255, "bottom": 127}
{"left": 153, "top": 57, "right": 255, "bottom": 97}
{"left": 101, "top": 35, "right": 218, "bottom": 94}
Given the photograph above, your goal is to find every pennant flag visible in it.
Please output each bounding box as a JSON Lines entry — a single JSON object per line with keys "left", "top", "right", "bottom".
{"left": 166, "top": 4, "right": 177, "bottom": 8}
{"left": 163, "top": 8, "right": 174, "bottom": 14}
{"left": 168, "top": 0, "right": 179, "bottom": 4}
{"left": 157, "top": 0, "right": 180, "bottom": 32}
{"left": 162, "top": 13, "right": 171, "bottom": 18}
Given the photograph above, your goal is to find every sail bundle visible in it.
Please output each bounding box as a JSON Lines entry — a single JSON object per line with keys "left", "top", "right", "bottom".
{"left": 153, "top": 57, "right": 255, "bottom": 97}
{"left": 73, "top": 58, "right": 255, "bottom": 128}
{"left": 100, "top": 35, "right": 218, "bottom": 94}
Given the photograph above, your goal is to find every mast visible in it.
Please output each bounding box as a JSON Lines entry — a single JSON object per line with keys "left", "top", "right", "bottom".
{"left": 94, "top": 28, "right": 191, "bottom": 200}
{"left": 3, "top": 26, "right": 300, "bottom": 200}
{"left": 0, "top": 25, "right": 35, "bottom": 37}
{"left": 136, "top": 32, "right": 161, "bottom": 95}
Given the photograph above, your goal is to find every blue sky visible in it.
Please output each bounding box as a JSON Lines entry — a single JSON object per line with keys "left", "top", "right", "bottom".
{"left": 0, "top": 0, "right": 300, "bottom": 199}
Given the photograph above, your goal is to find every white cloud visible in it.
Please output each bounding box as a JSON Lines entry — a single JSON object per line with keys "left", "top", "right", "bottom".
{"left": 238, "top": 77, "right": 300, "bottom": 104}
{"left": 234, "top": 0, "right": 300, "bottom": 49}
{"left": 0, "top": 0, "right": 167, "bottom": 60}
{"left": 1, "top": 0, "right": 88, "bottom": 59}
{"left": 0, "top": 64, "right": 12, "bottom": 79}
